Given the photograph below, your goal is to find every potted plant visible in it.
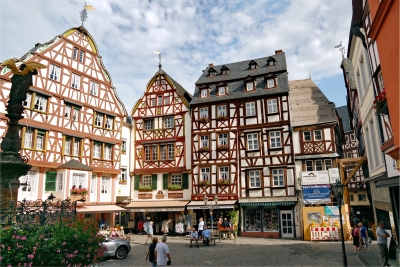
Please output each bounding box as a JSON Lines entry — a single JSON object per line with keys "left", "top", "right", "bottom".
{"left": 198, "top": 146, "right": 210, "bottom": 152}
{"left": 217, "top": 179, "right": 230, "bottom": 186}
{"left": 138, "top": 185, "right": 153, "bottom": 191}
{"left": 199, "top": 180, "right": 210, "bottom": 187}
{"left": 198, "top": 117, "right": 209, "bottom": 123}
{"left": 168, "top": 185, "right": 183, "bottom": 190}
{"left": 217, "top": 144, "right": 229, "bottom": 151}
{"left": 372, "top": 90, "right": 388, "bottom": 114}
{"left": 216, "top": 115, "right": 227, "bottom": 121}
{"left": 70, "top": 187, "right": 80, "bottom": 195}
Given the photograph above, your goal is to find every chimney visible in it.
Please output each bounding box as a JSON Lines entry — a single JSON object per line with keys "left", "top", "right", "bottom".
{"left": 275, "top": 49, "right": 283, "bottom": 55}
{"left": 209, "top": 63, "right": 214, "bottom": 67}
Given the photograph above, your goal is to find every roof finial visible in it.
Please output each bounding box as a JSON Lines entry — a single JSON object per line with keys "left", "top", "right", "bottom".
{"left": 334, "top": 41, "right": 345, "bottom": 58}
{"left": 80, "top": 2, "right": 96, "bottom": 27}
{"left": 154, "top": 52, "right": 162, "bottom": 70}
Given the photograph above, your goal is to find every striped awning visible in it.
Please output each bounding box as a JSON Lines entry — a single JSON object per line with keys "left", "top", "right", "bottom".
{"left": 125, "top": 200, "right": 190, "bottom": 212}
{"left": 187, "top": 200, "right": 237, "bottom": 209}
{"left": 76, "top": 205, "right": 128, "bottom": 214}
{"left": 240, "top": 201, "right": 296, "bottom": 207}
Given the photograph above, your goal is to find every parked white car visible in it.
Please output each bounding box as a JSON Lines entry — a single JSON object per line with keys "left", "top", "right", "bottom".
{"left": 102, "top": 236, "right": 131, "bottom": 259}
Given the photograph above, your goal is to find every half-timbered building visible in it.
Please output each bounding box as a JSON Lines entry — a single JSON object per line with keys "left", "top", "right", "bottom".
{"left": 191, "top": 50, "right": 296, "bottom": 238}
{"left": 126, "top": 68, "right": 192, "bottom": 234}
{"left": 0, "top": 26, "right": 129, "bottom": 227}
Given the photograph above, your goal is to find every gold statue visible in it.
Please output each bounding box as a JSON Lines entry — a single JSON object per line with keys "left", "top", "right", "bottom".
{"left": 0, "top": 59, "right": 46, "bottom": 104}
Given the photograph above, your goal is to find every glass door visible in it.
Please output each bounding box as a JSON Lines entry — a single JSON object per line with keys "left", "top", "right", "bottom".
{"left": 280, "top": 210, "right": 294, "bottom": 237}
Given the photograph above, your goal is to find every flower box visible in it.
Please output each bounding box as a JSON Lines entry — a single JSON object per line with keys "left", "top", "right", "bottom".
{"left": 198, "top": 117, "right": 209, "bottom": 123}
{"left": 70, "top": 186, "right": 88, "bottom": 195}
{"left": 199, "top": 180, "right": 210, "bottom": 187}
{"left": 217, "top": 179, "right": 230, "bottom": 186}
{"left": 198, "top": 147, "right": 210, "bottom": 152}
{"left": 373, "top": 91, "right": 388, "bottom": 115}
{"left": 216, "top": 115, "right": 227, "bottom": 121}
{"left": 138, "top": 185, "right": 153, "bottom": 191}
{"left": 216, "top": 144, "right": 229, "bottom": 151}
{"left": 168, "top": 185, "right": 183, "bottom": 190}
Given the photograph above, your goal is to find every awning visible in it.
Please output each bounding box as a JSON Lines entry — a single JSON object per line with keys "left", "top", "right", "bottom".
{"left": 76, "top": 205, "right": 128, "bottom": 214}
{"left": 125, "top": 200, "right": 189, "bottom": 212}
{"left": 240, "top": 201, "right": 296, "bottom": 207}
{"left": 187, "top": 200, "right": 237, "bottom": 209}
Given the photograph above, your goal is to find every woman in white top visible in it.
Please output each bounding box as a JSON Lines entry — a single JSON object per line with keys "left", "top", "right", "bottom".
{"left": 198, "top": 218, "right": 204, "bottom": 239}
{"left": 145, "top": 221, "right": 154, "bottom": 244}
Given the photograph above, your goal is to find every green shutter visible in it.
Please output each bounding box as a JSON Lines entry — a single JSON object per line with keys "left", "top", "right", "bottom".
{"left": 182, "top": 173, "right": 189, "bottom": 189}
{"left": 151, "top": 174, "right": 158, "bottom": 190}
{"left": 134, "top": 175, "right": 140, "bottom": 190}
{"left": 45, "top": 172, "right": 57, "bottom": 191}
{"left": 163, "top": 174, "right": 169, "bottom": 190}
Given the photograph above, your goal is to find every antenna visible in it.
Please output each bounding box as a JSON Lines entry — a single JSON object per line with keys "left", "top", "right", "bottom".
{"left": 335, "top": 41, "right": 345, "bottom": 58}
{"left": 154, "top": 52, "right": 162, "bottom": 70}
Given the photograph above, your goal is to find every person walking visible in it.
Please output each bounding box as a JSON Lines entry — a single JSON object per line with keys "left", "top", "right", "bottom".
{"left": 203, "top": 226, "right": 211, "bottom": 246}
{"left": 190, "top": 228, "right": 199, "bottom": 248}
{"left": 198, "top": 217, "right": 204, "bottom": 239}
{"left": 145, "top": 236, "right": 158, "bottom": 267}
{"left": 155, "top": 235, "right": 171, "bottom": 266}
{"left": 222, "top": 217, "right": 229, "bottom": 239}
{"left": 359, "top": 222, "right": 369, "bottom": 251}
{"left": 352, "top": 223, "right": 361, "bottom": 253}
{"left": 145, "top": 221, "right": 154, "bottom": 244}
{"left": 376, "top": 221, "right": 390, "bottom": 267}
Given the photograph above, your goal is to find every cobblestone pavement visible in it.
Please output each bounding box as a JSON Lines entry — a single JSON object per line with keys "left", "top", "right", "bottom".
{"left": 100, "top": 234, "right": 389, "bottom": 267}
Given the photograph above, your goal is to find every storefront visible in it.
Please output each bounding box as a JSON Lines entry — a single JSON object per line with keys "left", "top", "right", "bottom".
{"left": 125, "top": 200, "right": 190, "bottom": 235}
{"left": 76, "top": 204, "right": 129, "bottom": 230}
{"left": 239, "top": 200, "right": 297, "bottom": 238}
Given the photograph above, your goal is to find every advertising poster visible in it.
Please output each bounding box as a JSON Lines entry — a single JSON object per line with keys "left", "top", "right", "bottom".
{"left": 328, "top": 168, "right": 340, "bottom": 184}
{"left": 324, "top": 206, "right": 339, "bottom": 216}
{"left": 303, "top": 184, "right": 331, "bottom": 204}
{"left": 302, "top": 171, "right": 330, "bottom": 185}
{"left": 307, "top": 212, "right": 322, "bottom": 224}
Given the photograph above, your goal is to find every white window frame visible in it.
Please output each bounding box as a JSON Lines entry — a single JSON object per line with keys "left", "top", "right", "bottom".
{"left": 200, "top": 168, "right": 210, "bottom": 181}
{"left": 303, "top": 131, "right": 312, "bottom": 141}
{"left": 122, "top": 140, "right": 127, "bottom": 151}
{"left": 71, "top": 74, "right": 80, "bottom": 89}
{"left": 144, "top": 119, "right": 154, "bottom": 130}
{"left": 199, "top": 107, "right": 208, "bottom": 119}
{"left": 269, "top": 131, "right": 281, "bottom": 148}
{"left": 267, "top": 78, "right": 275, "bottom": 88}
{"left": 49, "top": 64, "right": 61, "bottom": 81}
{"left": 167, "top": 144, "right": 174, "bottom": 160}
{"left": 34, "top": 94, "right": 47, "bottom": 112}
{"left": 73, "top": 47, "right": 78, "bottom": 60}
{"left": 57, "top": 173, "right": 63, "bottom": 191}
{"left": 200, "top": 135, "right": 209, "bottom": 148}
{"left": 246, "top": 81, "right": 254, "bottom": 91}
{"left": 90, "top": 81, "right": 98, "bottom": 96}
{"left": 245, "top": 102, "right": 256, "bottom": 116}
{"left": 20, "top": 171, "right": 36, "bottom": 193}
{"left": 72, "top": 174, "right": 86, "bottom": 188}
{"left": 164, "top": 96, "right": 170, "bottom": 105}
{"left": 325, "top": 159, "right": 333, "bottom": 170}
{"left": 201, "top": 89, "right": 208, "bottom": 98}
{"left": 314, "top": 130, "right": 322, "bottom": 141}
{"left": 267, "top": 99, "right": 277, "bottom": 113}
{"left": 247, "top": 133, "right": 259, "bottom": 150}
{"left": 152, "top": 145, "right": 158, "bottom": 161}
{"left": 218, "top": 133, "right": 228, "bottom": 145}
{"left": 93, "top": 143, "right": 101, "bottom": 158}
{"left": 157, "top": 95, "right": 163, "bottom": 106}
{"left": 24, "top": 128, "right": 33, "bottom": 148}
{"left": 217, "top": 105, "right": 227, "bottom": 117}
{"left": 218, "top": 86, "right": 226, "bottom": 95}
{"left": 104, "top": 144, "right": 112, "bottom": 160}
{"left": 65, "top": 137, "right": 72, "bottom": 155}
{"left": 36, "top": 131, "right": 45, "bottom": 150}
{"left": 315, "top": 160, "right": 323, "bottom": 171}
{"left": 219, "top": 166, "right": 229, "bottom": 180}
{"left": 249, "top": 170, "right": 260, "bottom": 188}
{"left": 164, "top": 117, "right": 174, "bottom": 128}
{"left": 95, "top": 113, "right": 103, "bottom": 127}
{"left": 272, "top": 169, "right": 284, "bottom": 187}
{"left": 142, "top": 175, "right": 152, "bottom": 186}
{"left": 101, "top": 177, "right": 110, "bottom": 194}
{"left": 79, "top": 50, "right": 85, "bottom": 63}
{"left": 305, "top": 160, "right": 313, "bottom": 171}
{"left": 24, "top": 92, "right": 32, "bottom": 108}
{"left": 105, "top": 115, "right": 113, "bottom": 130}
{"left": 171, "top": 174, "right": 182, "bottom": 186}
{"left": 73, "top": 138, "right": 80, "bottom": 156}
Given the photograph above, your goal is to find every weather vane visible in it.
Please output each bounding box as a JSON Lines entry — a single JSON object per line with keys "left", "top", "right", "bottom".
{"left": 154, "top": 52, "right": 162, "bottom": 70}
{"left": 80, "top": 2, "right": 96, "bottom": 26}
{"left": 334, "top": 42, "right": 346, "bottom": 58}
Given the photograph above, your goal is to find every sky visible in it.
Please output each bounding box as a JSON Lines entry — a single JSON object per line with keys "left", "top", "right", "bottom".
{"left": 0, "top": 0, "right": 352, "bottom": 113}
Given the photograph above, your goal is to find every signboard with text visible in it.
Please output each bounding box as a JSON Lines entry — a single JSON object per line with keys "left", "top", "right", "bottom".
{"left": 328, "top": 168, "right": 340, "bottom": 184}
{"left": 303, "top": 184, "right": 331, "bottom": 204}
{"left": 302, "top": 171, "right": 330, "bottom": 185}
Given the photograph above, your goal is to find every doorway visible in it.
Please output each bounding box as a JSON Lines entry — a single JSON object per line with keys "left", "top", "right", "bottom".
{"left": 280, "top": 210, "right": 294, "bottom": 238}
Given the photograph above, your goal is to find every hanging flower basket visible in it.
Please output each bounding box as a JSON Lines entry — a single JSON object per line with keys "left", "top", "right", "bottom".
{"left": 199, "top": 180, "right": 210, "bottom": 187}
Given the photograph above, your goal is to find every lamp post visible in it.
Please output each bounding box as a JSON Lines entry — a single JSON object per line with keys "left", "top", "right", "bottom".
{"left": 204, "top": 195, "right": 219, "bottom": 239}
{"left": 332, "top": 179, "right": 348, "bottom": 267}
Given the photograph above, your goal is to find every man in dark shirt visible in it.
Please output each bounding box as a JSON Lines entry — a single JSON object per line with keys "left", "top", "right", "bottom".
{"left": 222, "top": 218, "right": 229, "bottom": 239}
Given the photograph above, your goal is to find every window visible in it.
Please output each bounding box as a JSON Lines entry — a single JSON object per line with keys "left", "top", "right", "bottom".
{"left": 218, "top": 86, "right": 226, "bottom": 95}
{"left": 267, "top": 99, "right": 277, "bottom": 113}
{"left": 90, "top": 176, "right": 96, "bottom": 194}
{"left": 218, "top": 133, "right": 228, "bottom": 145}
{"left": 200, "top": 135, "right": 209, "bottom": 148}
{"left": 350, "top": 194, "right": 354, "bottom": 202}
{"left": 168, "top": 144, "right": 174, "bottom": 159}
{"left": 151, "top": 99, "right": 156, "bottom": 107}
{"left": 325, "top": 159, "right": 333, "bottom": 170}
{"left": 267, "top": 78, "right": 275, "bottom": 88}
{"left": 33, "top": 94, "right": 48, "bottom": 112}
{"left": 146, "top": 143, "right": 174, "bottom": 161}
{"left": 199, "top": 107, "right": 208, "bottom": 119}
{"left": 268, "top": 60, "right": 275, "bottom": 66}
{"left": 93, "top": 143, "right": 101, "bottom": 158}
{"left": 144, "top": 119, "right": 154, "bottom": 130}
{"left": 217, "top": 105, "right": 227, "bottom": 117}
{"left": 105, "top": 115, "right": 113, "bottom": 130}
{"left": 104, "top": 144, "right": 112, "bottom": 160}
{"left": 269, "top": 131, "right": 281, "bottom": 148}
{"left": 95, "top": 113, "right": 103, "bottom": 127}
{"left": 156, "top": 80, "right": 160, "bottom": 85}
{"left": 22, "top": 127, "right": 47, "bottom": 151}
{"left": 45, "top": 172, "right": 57, "bottom": 191}
{"left": 164, "top": 117, "right": 174, "bottom": 128}
{"left": 49, "top": 64, "right": 61, "bottom": 81}
{"left": 144, "top": 146, "right": 151, "bottom": 161}
{"left": 101, "top": 177, "right": 110, "bottom": 194}
{"left": 222, "top": 69, "right": 228, "bottom": 75}
{"left": 201, "top": 89, "right": 208, "bottom": 98}
{"left": 303, "top": 131, "right": 311, "bottom": 141}
{"left": 119, "top": 169, "right": 127, "bottom": 184}
{"left": 347, "top": 152, "right": 352, "bottom": 158}
{"left": 142, "top": 175, "right": 152, "bottom": 186}
{"left": 157, "top": 95, "right": 163, "bottom": 106}
{"left": 72, "top": 174, "right": 86, "bottom": 188}
{"left": 246, "top": 102, "right": 256, "bottom": 116}
{"left": 161, "top": 80, "right": 167, "bottom": 85}
{"left": 358, "top": 194, "right": 367, "bottom": 201}
{"left": 151, "top": 145, "right": 158, "bottom": 161}
{"left": 24, "top": 92, "right": 32, "bottom": 108}
{"left": 247, "top": 133, "right": 259, "bottom": 150}
{"left": 272, "top": 169, "right": 284, "bottom": 186}
{"left": 73, "top": 47, "right": 78, "bottom": 60}
{"left": 64, "top": 103, "right": 80, "bottom": 121}
{"left": 350, "top": 134, "right": 355, "bottom": 141}
{"left": 57, "top": 173, "right": 63, "bottom": 191}
{"left": 219, "top": 166, "right": 229, "bottom": 180}
{"left": 305, "top": 161, "right": 313, "bottom": 171}
{"left": 94, "top": 112, "right": 114, "bottom": 130}
{"left": 92, "top": 142, "right": 113, "bottom": 160}
{"left": 246, "top": 82, "right": 254, "bottom": 91}
{"left": 345, "top": 135, "right": 349, "bottom": 143}
{"left": 377, "top": 71, "right": 384, "bottom": 92}
{"left": 71, "top": 74, "right": 80, "bottom": 89}
{"left": 200, "top": 168, "right": 210, "bottom": 181}
{"left": 90, "top": 81, "right": 98, "bottom": 96}
{"left": 315, "top": 160, "right": 323, "bottom": 171}
{"left": 164, "top": 97, "right": 170, "bottom": 105}
{"left": 160, "top": 145, "right": 167, "bottom": 160}
{"left": 314, "top": 130, "right": 322, "bottom": 140}
{"left": 20, "top": 171, "right": 36, "bottom": 193}
{"left": 64, "top": 136, "right": 82, "bottom": 157}
{"left": 122, "top": 140, "right": 127, "bottom": 152}
{"left": 171, "top": 174, "right": 182, "bottom": 186}
{"left": 249, "top": 170, "right": 260, "bottom": 187}
{"left": 79, "top": 50, "right": 85, "bottom": 63}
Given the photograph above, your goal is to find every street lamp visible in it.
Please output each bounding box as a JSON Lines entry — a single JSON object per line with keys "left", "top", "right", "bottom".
{"left": 332, "top": 179, "right": 348, "bottom": 267}
{"left": 204, "top": 195, "right": 219, "bottom": 239}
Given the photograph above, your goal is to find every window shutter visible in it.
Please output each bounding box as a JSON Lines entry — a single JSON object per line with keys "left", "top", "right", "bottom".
{"left": 134, "top": 175, "right": 140, "bottom": 190}
{"left": 163, "top": 174, "right": 169, "bottom": 190}
{"left": 182, "top": 173, "right": 189, "bottom": 189}
{"left": 45, "top": 172, "right": 57, "bottom": 191}
{"left": 151, "top": 174, "right": 157, "bottom": 190}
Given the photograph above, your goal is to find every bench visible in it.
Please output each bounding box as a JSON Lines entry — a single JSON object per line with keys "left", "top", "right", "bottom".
{"left": 189, "top": 238, "right": 216, "bottom": 246}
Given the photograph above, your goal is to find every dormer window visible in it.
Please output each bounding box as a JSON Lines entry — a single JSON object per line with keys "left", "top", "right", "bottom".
{"left": 267, "top": 57, "right": 276, "bottom": 66}
{"left": 247, "top": 82, "right": 254, "bottom": 91}
{"left": 218, "top": 86, "right": 226, "bottom": 96}
{"left": 265, "top": 75, "right": 277, "bottom": 89}
{"left": 208, "top": 67, "right": 217, "bottom": 77}
{"left": 248, "top": 60, "right": 258, "bottom": 70}
{"left": 221, "top": 65, "right": 230, "bottom": 75}
{"left": 201, "top": 89, "right": 208, "bottom": 98}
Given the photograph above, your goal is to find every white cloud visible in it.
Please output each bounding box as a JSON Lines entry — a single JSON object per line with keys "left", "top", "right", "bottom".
{"left": 0, "top": 0, "right": 352, "bottom": 112}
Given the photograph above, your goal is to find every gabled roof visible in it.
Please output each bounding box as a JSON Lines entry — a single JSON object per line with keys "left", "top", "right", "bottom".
{"left": 336, "top": 106, "right": 352, "bottom": 133}
{"left": 57, "top": 159, "right": 94, "bottom": 171}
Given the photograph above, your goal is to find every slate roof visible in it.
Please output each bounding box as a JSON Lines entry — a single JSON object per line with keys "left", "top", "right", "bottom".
{"left": 336, "top": 105, "right": 352, "bottom": 133}
{"left": 191, "top": 53, "right": 289, "bottom": 105}
{"left": 57, "top": 159, "right": 94, "bottom": 171}
{"left": 160, "top": 69, "right": 193, "bottom": 103}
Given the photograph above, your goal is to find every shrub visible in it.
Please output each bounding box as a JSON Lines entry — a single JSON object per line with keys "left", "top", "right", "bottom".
{"left": 0, "top": 218, "right": 106, "bottom": 266}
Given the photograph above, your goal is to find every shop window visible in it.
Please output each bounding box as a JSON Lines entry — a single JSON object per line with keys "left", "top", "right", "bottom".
{"left": 245, "top": 207, "right": 261, "bottom": 231}
{"left": 262, "top": 207, "right": 279, "bottom": 231}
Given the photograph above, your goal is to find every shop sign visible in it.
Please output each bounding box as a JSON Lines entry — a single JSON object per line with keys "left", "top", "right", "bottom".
{"left": 168, "top": 193, "right": 183, "bottom": 198}
{"left": 138, "top": 194, "right": 152, "bottom": 199}
{"left": 328, "top": 168, "right": 340, "bottom": 184}
{"left": 301, "top": 171, "right": 330, "bottom": 185}
{"left": 303, "top": 184, "right": 330, "bottom": 204}
{"left": 324, "top": 206, "right": 339, "bottom": 216}
{"left": 156, "top": 190, "right": 164, "bottom": 199}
